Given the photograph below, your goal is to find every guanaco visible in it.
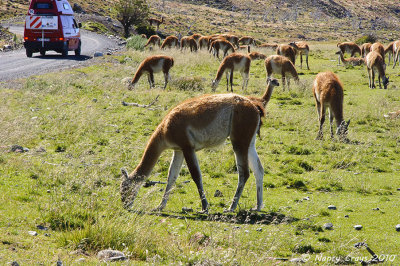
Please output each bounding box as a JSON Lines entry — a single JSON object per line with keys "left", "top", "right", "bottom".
{"left": 335, "top": 51, "right": 364, "bottom": 66}
{"left": 248, "top": 51, "right": 266, "bottom": 60}
{"left": 365, "top": 51, "right": 389, "bottom": 89}
{"left": 276, "top": 44, "right": 296, "bottom": 65}
{"left": 337, "top": 42, "right": 361, "bottom": 64}
{"left": 161, "top": 36, "right": 180, "bottom": 49}
{"left": 211, "top": 53, "right": 251, "bottom": 92}
{"left": 209, "top": 39, "right": 236, "bottom": 59}
{"left": 191, "top": 33, "right": 202, "bottom": 42}
{"left": 239, "top": 36, "right": 256, "bottom": 46}
{"left": 199, "top": 36, "right": 212, "bottom": 50}
{"left": 258, "top": 43, "right": 278, "bottom": 50}
{"left": 120, "top": 78, "right": 280, "bottom": 213}
{"left": 180, "top": 36, "right": 198, "bottom": 52}
{"left": 384, "top": 42, "right": 394, "bottom": 65}
{"left": 312, "top": 71, "right": 350, "bottom": 141}
{"left": 129, "top": 55, "right": 174, "bottom": 90}
{"left": 148, "top": 17, "right": 164, "bottom": 31}
{"left": 221, "top": 34, "right": 239, "bottom": 48}
{"left": 289, "top": 41, "right": 310, "bottom": 70}
{"left": 391, "top": 40, "right": 400, "bottom": 68}
{"left": 265, "top": 55, "right": 299, "bottom": 91}
{"left": 360, "top": 43, "right": 372, "bottom": 58}
{"left": 144, "top": 35, "right": 161, "bottom": 48}
{"left": 371, "top": 42, "right": 385, "bottom": 64}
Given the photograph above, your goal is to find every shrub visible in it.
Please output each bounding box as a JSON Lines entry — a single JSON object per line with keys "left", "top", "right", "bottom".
{"left": 355, "top": 34, "right": 377, "bottom": 45}
{"left": 170, "top": 76, "right": 204, "bottom": 91}
{"left": 126, "top": 35, "right": 147, "bottom": 51}
{"left": 135, "top": 24, "right": 156, "bottom": 37}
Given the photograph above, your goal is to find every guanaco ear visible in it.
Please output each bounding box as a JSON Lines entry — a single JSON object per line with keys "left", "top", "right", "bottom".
{"left": 121, "top": 168, "right": 129, "bottom": 180}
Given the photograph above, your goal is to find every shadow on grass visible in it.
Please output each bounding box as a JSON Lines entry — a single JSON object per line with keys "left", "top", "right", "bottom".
{"left": 130, "top": 209, "right": 299, "bottom": 225}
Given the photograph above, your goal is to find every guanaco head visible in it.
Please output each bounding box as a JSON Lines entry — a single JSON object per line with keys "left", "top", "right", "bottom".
{"left": 288, "top": 42, "right": 298, "bottom": 49}
{"left": 120, "top": 168, "right": 133, "bottom": 208}
{"left": 383, "top": 76, "right": 389, "bottom": 89}
{"left": 211, "top": 79, "right": 219, "bottom": 91}
{"left": 336, "top": 119, "right": 350, "bottom": 141}
{"left": 128, "top": 80, "right": 135, "bottom": 90}
{"left": 267, "top": 77, "right": 280, "bottom": 87}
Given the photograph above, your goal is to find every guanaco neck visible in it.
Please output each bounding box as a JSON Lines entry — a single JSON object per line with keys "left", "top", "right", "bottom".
{"left": 261, "top": 83, "right": 275, "bottom": 107}
{"left": 131, "top": 66, "right": 146, "bottom": 85}
{"left": 131, "top": 128, "right": 166, "bottom": 179}
{"left": 338, "top": 52, "right": 347, "bottom": 63}
{"left": 214, "top": 61, "right": 229, "bottom": 82}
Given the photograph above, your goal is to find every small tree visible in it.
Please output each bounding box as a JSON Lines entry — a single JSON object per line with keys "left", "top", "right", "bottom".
{"left": 114, "top": 0, "right": 149, "bottom": 38}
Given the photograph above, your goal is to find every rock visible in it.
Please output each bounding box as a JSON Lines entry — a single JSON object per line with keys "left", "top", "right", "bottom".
{"left": 372, "top": 207, "right": 380, "bottom": 211}
{"left": 289, "top": 257, "right": 305, "bottom": 263}
{"left": 11, "top": 145, "right": 29, "bottom": 153}
{"left": 3, "top": 44, "right": 12, "bottom": 50}
{"left": 245, "top": 230, "right": 249, "bottom": 233}
{"left": 214, "top": 189, "right": 223, "bottom": 197}
{"left": 324, "top": 223, "right": 333, "bottom": 230}
{"left": 56, "top": 259, "right": 63, "bottom": 266}
{"left": 396, "top": 224, "right": 400, "bottom": 232}
{"left": 354, "top": 225, "right": 363, "bottom": 230}
{"left": 344, "top": 215, "right": 349, "bottom": 218}
{"left": 28, "top": 231, "right": 38, "bottom": 236}
{"left": 93, "top": 52, "right": 103, "bottom": 57}
{"left": 97, "top": 249, "right": 126, "bottom": 262}
{"left": 36, "top": 225, "right": 48, "bottom": 231}
{"left": 11, "top": 262, "right": 19, "bottom": 266}
{"left": 303, "top": 196, "right": 310, "bottom": 200}
{"left": 182, "top": 207, "right": 193, "bottom": 213}
{"left": 256, "top": 228, "right": 263, "bottom": 232}
{"left": 328, "top": 205, "right": 337, "bottom": 210}
{"left": 72, "top": 3, "right": 84, "bottom": 13}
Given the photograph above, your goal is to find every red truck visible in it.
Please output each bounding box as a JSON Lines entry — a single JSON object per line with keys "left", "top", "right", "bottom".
{"left": 23, "top": 0, "right": 82, "bottom": 57}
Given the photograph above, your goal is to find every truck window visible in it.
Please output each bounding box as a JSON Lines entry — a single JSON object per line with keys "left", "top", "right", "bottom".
{"left": 34, "top": 3, "right": 53, "bottom": 9}
{"left": 63, "top": 3, "right": 71, "bottom": 10}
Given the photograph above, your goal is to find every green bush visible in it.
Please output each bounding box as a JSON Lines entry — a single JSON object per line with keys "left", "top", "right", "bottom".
{"left": 355, "top": 34, "right": 377, "bottom": 45}
{"left": 126, "top": 35, "right": 147, "bottom": 51}
{"left": 135, "top": 24, "right": 156, "bottom": 37}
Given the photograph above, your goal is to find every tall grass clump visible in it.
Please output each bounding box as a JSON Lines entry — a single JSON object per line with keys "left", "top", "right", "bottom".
{"left": 127, "top": 35, "right": 147, "bottom": 51}
{"left": 355, "top": 34, "right": 377, "bottom": 45}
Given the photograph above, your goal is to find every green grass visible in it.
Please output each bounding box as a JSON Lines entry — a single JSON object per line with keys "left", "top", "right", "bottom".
{"left": 0, "top": 43, "right": 400, "bottom": 264}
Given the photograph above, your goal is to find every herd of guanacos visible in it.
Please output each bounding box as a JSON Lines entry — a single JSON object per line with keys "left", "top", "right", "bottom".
{"left": 119, "top": 32, "right": 399, "bottom": 212}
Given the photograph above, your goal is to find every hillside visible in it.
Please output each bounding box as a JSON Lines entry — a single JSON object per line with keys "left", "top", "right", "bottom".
{"left": 1, "top": 0, "right": 399, "bottom": 41}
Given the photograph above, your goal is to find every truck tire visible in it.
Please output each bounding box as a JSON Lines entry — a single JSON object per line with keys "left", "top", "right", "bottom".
{"left": 26, "top": 49, "right": 33, "bottom": 58}
{"left": 62, "top": 42, "right": 68, "bottom": 57}
{"left": 74, "top": 41, "right": 81, "bottom": 56}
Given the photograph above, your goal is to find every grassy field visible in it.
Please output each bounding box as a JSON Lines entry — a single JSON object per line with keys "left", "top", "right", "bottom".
{"left": 0, "top": 40, "right": 400, "bottom": 264}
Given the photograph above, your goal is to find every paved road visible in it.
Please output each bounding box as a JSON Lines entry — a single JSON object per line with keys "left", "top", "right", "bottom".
{"left": 0, "top": 26, "right": 120, "bottom": 81}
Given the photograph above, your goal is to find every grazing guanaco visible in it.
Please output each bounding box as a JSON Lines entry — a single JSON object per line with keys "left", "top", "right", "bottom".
{"left": 144, "top": 35, "right": 161, "bottom": 48}
{"left": 161, "top": 36, "right": 180, "bottom": 49}
{"left": 148, "top": 17, "right": 164, "bottom": 31}
{"left": 276, "top": 44, "right": 296, "bottom": 65}
{"left": 392, "top": 40, "right": 400, "bottom": 68}
{"left": 258, "top": 43, "right": 278, "bottom": 50}
{"left": 384, "top": 42, "right": 394, "bottom": 65}
{"left": 337, "top": 42, "right": 361, "bottom": 64}
{"left": 239, "top": 36, "right": 256, "bottom": 46}
{"left": 120, "top": 78, "right": 280, "bottom": 213}
{"left": 210, "top": 39, "right": 236, "bottom": 59}
{"left": 289, "top": 41, "right": 310, "bottom": 70}
{"left": 265, "top": 55, "right": 299, "bottom": 91}
{"left": 199, "top": 36, "right": 212, "bottom": 50}
{"left": 365, "top": 51, "right": 389, "bottom": 89}
{"left": 335, "top": 51, "right": 364, "bottom": 66}
{"left": 180, "top": 36, "right": 198, "bottom": 52}
{"left": 371, "top": 42, "right": 385, "bottom": 64}
{"left": 211, "top": 53, "right": 251, "bottom": 92}
{"left": 248, "top": 51, "right": 266, "bottom": 60}
{"left": 221, "top": 34, "right": 239, "bottom": 48}
{"left": 129, "top": 55, "right": 174, "bottom": 90}
{"left": 191, "top": 33, "right": 202, "bottom": 42}
{"left": 312, "top": 71, "right": 350, "bottom": 141}
{"left": 360, "top": 43, "right": 372, "bottom": 58}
